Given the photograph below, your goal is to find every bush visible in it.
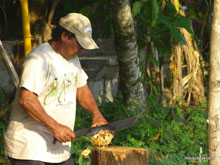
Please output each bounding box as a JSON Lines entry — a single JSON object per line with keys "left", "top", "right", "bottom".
{"left": 0, "top": 87, "right": 12, "bottom": 163}
{"left": 71, "top": 96, "right": 208, "bottom": 165}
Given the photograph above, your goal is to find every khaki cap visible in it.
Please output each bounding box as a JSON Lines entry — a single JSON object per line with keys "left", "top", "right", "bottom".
{"left": 59, "top": 13, "right": 99, "bottom": 50}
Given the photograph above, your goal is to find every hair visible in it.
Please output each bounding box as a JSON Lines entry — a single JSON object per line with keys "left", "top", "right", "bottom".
{"left": 51, "top": 24, "right": 75, "bottom": 41}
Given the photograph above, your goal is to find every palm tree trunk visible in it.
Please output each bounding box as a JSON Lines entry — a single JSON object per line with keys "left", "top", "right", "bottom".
{"left": 208, "top": 0, "right": 220, "bottom": 164}
{"left": 110, "top": 0, "right": 146, "bottom": 111}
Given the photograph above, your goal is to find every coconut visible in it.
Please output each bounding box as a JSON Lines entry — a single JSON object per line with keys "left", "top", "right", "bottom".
{"left": 90, "top": 130, "right": 113, "bottom": 147}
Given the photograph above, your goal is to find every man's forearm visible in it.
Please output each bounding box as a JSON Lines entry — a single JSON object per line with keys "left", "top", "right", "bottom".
{"left": 77, "top": 85, "right": 100, "bottom": 114}
{"left": 77, "top": 85, "right": 107, "bottom": 126}
{"left": 19, "top": 88, "right": 58, "bottom": 132}
{"left": 19, "top": 88, "right": 75, "bottom": 142}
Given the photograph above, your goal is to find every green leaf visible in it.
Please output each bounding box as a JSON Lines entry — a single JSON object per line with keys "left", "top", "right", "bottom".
{"left": 134, "top": 100, "right": 140, "bottom": 105}
{"left": 188, "top": 13, "right": 197, "bottom": 20}
{"left": 176, "top": 108, "right": 184, "bottom": 119}
{"left": 198, "top": 12, "right": 205, "bottom": 19}
{"left": 78, "top": 154, "right": 83, "bottom": 165}
{"left": 200, "top": 100, "right": 207, "bottom": 108}
{"left": 144, "top": 1, "right": 151, "bottom": 18}
{"left": 148, "top": 55, "right": 160, "bottom": 66}
{"left": 174, "top": 15, "right": 193, "bottom": 33}
{"left": 170, "top": 27, "right": 186, "bottom": 43}
{"left": 151, "top": 0, "right": 159, "bottom": 27}
{"left": 132, "top": 1, "right": 143, "bottom": 17}
{"left": 165, "top": 1, "right": 177, "bottom": 12}
{"left": 157, "top": 12, "right": 172, "bottom": 26}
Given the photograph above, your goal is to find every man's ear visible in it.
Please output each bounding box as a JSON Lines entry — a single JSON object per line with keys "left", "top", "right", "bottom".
{"left": 61, "top": 32, "right": 68, "bottom": 41}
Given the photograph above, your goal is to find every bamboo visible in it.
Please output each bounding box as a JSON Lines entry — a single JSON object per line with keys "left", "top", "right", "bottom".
{"left": 20, "top": 0, "right": 32, "bottom": 56}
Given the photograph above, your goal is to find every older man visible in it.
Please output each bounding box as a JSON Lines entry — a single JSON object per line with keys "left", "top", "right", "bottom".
{"left": 4, "top": 13, "right": 107, "bottom": 165}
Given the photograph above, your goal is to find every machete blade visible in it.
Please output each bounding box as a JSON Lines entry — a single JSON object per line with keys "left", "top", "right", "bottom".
{"left": 74, "top": 116, "right": 138, "bottom": 137}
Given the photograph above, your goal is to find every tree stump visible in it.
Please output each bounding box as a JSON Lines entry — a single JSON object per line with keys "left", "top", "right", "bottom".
{"left": 91, "top": 146, "right": 149, "bottom": 165}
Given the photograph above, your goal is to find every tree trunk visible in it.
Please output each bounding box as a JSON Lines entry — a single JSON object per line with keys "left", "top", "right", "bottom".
{"left": 91, "top": 146, "right": 149, "bottom": 165}
{"left": 208, "top": 0, "right": 220, "bottom": 164}
{"left": 110, "top": 0, "right": 146, "bottom": 111}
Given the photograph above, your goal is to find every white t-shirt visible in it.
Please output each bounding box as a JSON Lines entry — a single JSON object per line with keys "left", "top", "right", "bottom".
{"left": 4, "top": 42, "right": 88, "bottom": 163}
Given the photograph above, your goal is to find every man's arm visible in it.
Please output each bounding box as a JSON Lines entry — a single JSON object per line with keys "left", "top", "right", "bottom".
{"left": 77, "top": 84, "right": 107, "bottom": 127}
{"left": 19, "top": 87, "right": 75, "bottom": 143}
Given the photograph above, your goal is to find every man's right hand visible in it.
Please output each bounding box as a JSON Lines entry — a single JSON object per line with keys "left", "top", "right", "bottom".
{"left": 52, "top": 123, "right": 75, "bottom": 143}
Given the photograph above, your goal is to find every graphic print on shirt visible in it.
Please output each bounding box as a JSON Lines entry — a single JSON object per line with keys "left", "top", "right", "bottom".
{"left": 43, "top": 72, "right": 77, "bottom": 106}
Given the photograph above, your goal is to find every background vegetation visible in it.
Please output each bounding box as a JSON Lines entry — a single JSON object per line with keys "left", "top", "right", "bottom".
{"left": 71, "top": 95, "right": 207, "bottom": 164}
{"left": 0, "top": 0, "right": 211, "bottom": 164}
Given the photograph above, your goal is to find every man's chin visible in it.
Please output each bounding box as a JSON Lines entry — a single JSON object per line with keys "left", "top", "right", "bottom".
{"left": 70, "top": 53, "right": 79, "bottom": 59}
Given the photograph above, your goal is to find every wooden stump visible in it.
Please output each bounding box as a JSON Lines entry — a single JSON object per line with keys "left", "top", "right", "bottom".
{"left": 91, "top": 146, "right": 149, "bottom": 165}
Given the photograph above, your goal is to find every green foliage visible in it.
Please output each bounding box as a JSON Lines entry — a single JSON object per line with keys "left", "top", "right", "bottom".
{"left": 71, "top": 136, "right": 91, "bottom": 165}
{"left": 143, "top": 0, "right": 160, "bottom": 27}
{"left": 170, "top": 27, "right": 185, "bottom": 43}
{"left": 0, "top": 88, "right": 11, "bottom": 161}
{"left": 148, "top": 55, "right": 160, "bottom": 66}
{"left": 132, "top": 0, "right": 193, "bottom": 55}
{"left": 132, "top": 1, "right": 143, "bottom": 18}
{"left": 146, "top": 95, "right": 208, "bottom": 164}
{"left": 70, "top": 94, "right": 208, "bottom": 164}
{"left": 151, "top": 0, "right": 160, "bottom": 27}
{"left": 0, "top": 112, "right": 8, "bottom": 160}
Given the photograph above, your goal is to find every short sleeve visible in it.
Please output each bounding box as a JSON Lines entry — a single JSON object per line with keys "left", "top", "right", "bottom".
{"left": 19, "top": 54, "right": 47, "bottom": 95}
{"left": 76, "top": 68, "right": 88, "bottom": 88}
{"left": 69, "top": 57, "right": 88, "bottom": 88}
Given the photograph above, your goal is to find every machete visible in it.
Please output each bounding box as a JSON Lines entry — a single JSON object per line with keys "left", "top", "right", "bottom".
{"left": 53, "top": 116, "right": 138, "bottom": 144}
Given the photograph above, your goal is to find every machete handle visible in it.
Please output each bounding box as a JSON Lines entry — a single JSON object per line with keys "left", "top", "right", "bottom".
{"left": 53, "top": 137, "right": 57, "bottom": 144}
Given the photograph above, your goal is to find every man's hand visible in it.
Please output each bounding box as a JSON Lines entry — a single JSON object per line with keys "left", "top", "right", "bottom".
{"left": 52, "top": 123, "right": 75, "bottom": 143}
{"left": 91, "top": 112, "right": 114, "bottom": 138}
{"left": 91, "top": 111, "right": 108, "bottom": 127}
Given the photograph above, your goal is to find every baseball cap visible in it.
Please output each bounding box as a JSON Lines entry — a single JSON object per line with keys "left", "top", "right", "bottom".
{"left": 59, "top": 13, "right": 99, "bottom": 50}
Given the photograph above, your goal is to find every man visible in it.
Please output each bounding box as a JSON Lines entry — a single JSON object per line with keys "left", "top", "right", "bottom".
{"left": 4, "top": 13, "right": 107, "bottom": 164}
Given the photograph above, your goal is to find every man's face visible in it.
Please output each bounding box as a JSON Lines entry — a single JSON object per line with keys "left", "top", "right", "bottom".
{"left": 60, "top": 32, "right": 85, "bottom": 60}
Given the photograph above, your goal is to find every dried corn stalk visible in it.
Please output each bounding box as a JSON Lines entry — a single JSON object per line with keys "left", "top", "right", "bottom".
{"left": 165, "top": 0, "right": 206, "bottom": 106}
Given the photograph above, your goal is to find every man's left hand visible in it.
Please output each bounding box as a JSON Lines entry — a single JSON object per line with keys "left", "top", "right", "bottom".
{"left": 91, "top": 111, "right": 107, "bottom": 127}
